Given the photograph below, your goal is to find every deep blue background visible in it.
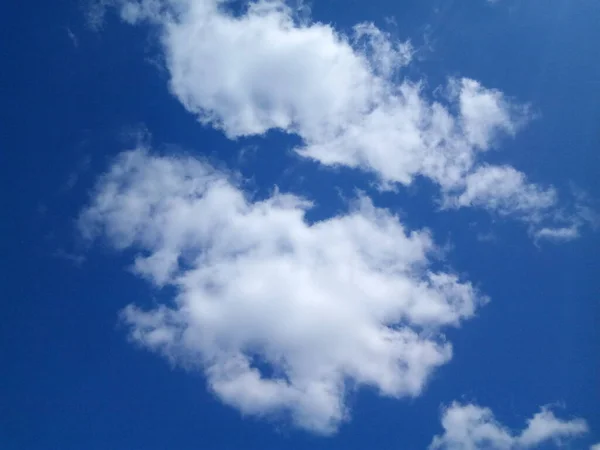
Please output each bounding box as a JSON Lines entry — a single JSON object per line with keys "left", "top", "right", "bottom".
{"left": 1, "top": 0, "right": 598, "bottom": 449}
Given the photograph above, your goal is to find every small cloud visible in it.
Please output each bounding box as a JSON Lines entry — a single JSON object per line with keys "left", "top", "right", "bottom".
{"left": 237, "top": 144, "right": 260, "bottom": 165}
{"left": 430, "top": 402, "right": 589, "bottom": 450}
{"left": 54, "top": 249, "right": 86, "bottom": 267}
{"left": 534, "top": 225, "right": 580, "bottom": 243}
{"left": 83, "top": 0, "right": 113, "bottom": 31}
{"left": 476, "top": 231, "right": 497, "bottom": 243}
{"left": 60, "top": 155, "right": 92, "bottom": 193}
{"left": 66, "top": 27, "right": 78, "bottom": 47}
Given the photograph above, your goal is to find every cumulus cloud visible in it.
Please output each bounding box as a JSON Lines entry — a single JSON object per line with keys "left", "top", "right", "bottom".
{"left": 88, "top": 0, "right": 590, "bottom": 239}
{"left": 79, "top": 149, "right": 487, "bottom": 433}
{"left": 590, "top": 443, "right": 600, "bottom": 450}
{"left": 430, "top": 402, "right": 589, "bottom": 450}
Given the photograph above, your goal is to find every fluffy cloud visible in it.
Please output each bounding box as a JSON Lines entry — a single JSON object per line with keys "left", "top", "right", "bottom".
{"left": 430, "top": 402, "right": 589, "bottom": 450}
{"left": 90, "top": 0, "right": 592, "bottom": 238}
{"left": 79, "top": 149, "right": 486, "bottom": 433}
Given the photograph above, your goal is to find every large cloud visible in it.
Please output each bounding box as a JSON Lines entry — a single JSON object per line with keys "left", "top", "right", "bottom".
{"left": 91, "top": 0, "right": 592, "bottom": 239}
{"left": 430, "top": 402, "right": 589, "bottom": 450}
{"left": 79, "top": 149, "right": 486, "bottom": 433}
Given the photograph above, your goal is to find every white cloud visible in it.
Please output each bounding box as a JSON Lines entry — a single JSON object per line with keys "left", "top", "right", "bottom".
{"left": 518, "top": 407, "right": 589, "bottom": 447}
{"left": 430, "top": 402, "right": 589, "bottom": 450}
{"left": 451, "top": 78, "right": 522, "bottom": 151}
{"left": 590, "top": 443, "right": 600, "bottom": 450}
{"left": 79, "top": 149, "right": 487, "bottom": 433}
{"left": 147, "top": 0, "right": 380, "bottom": 139}
{"left": 442, "top": 165, "right": 556, "bottom": 219}
{"left": 88, "top": 0, "right": 590, "bottom": 239}
{"left": 533, "top": 225, "right": 580, "bottom": 243}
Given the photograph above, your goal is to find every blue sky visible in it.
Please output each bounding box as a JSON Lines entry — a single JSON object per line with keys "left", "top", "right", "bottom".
{"left": 1, "top": 0, "right": 599, "bottom": 449}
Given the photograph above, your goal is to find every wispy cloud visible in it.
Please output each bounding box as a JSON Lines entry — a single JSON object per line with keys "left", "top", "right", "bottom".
{"left": 53, "top": 249, "right": 86, "bottom": 266}
{"left": 66, "top": 27, "right": 79, "bottom": 47}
